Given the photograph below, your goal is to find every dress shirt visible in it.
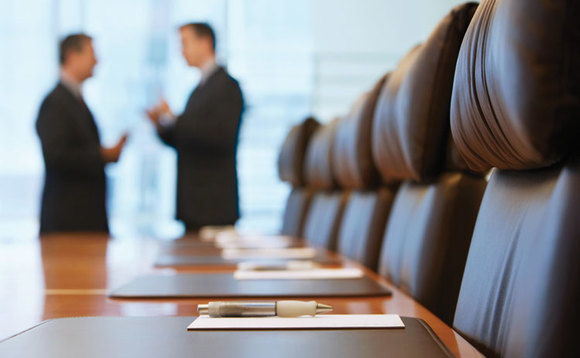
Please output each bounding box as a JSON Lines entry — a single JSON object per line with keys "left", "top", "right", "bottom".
{"left": 159, "top": 57, "right": 219, "bottom": 127}
{"left": 59, "top": 70, "right": 83, "bottom": 99}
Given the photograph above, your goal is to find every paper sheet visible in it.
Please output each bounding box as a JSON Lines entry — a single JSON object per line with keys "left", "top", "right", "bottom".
{"left": 216, "top": 240, "right": 293, "bottom": 250}
{"left": 199, "top": 226, "right": 237, "bottom": 241}
{"left": 188, "top": 314, "right": 405, "bottom": 330}
{"left": 236, "top": 260, "right": 319, "bottom": 271}
{"left": 215, "top": 233, "right": 293, "bottom": 244}
{"left": 233, "top": 268, "right": 364, "bottom": 280}
{"left": 221, "top": 247, "right": 318, "bottom": 260}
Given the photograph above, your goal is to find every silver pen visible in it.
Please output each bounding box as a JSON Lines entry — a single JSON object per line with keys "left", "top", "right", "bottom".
{"left": 197, "top": 300, "right": 333, "bottom": 317}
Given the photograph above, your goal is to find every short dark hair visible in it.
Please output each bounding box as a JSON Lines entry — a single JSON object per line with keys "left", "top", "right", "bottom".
{"left": 59, "top": 33, "right": 92, "bottom": 65}
{"left": 180, "top": 22, "right": 216, "bottom": 50}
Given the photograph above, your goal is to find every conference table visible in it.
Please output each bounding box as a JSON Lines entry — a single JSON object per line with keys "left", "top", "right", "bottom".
{"left": 0, "top": 233, "right": 483, "bottom": 357}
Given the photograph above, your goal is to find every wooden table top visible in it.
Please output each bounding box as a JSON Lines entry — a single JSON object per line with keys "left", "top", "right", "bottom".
{"left": 0, "top": 234, "right": 483, "bottom": 357}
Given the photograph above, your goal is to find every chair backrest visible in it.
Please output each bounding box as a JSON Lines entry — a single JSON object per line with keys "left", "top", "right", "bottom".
{"left": 450, "top": 0, "right": 580, "bottom": 356}
{"left": 278, "top": 117, "right": 320, "bottom": 187}
{"left": 332, "top": 75, "right": 387, "bottom": 190}
{"left": 277, "top": 117, "right": 320, "bottom": 237}
{"left": 302, "top": 119, "right": 349, "bottom": 250}
{"left": 373, "top": 2, "right": 485, "bottom": 325}
{"left": 302, "top": 190, "right": 350, "bottom": 250}
{"left": 279, "top": 188, "right": 314, "bottom": 237}
{"left": 304, "top": 118, "right": 340, "bottom": 191}
{"left": 332, "top": 75, "right": 397, "bottom": 270}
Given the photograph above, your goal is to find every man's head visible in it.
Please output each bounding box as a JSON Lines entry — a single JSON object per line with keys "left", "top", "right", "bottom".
{"left": 59, "top": 34, "right": 98, "bottom": 82}
{"left": 179, "top": 22, "right": 216, "bottom": 68}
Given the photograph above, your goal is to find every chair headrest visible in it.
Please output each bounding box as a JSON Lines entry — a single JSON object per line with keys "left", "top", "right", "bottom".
{"left": 304, "top": 118, "right": 341, "bottom": 190}
{"left": 332, "top": 74, "right": 389, "bottom": 189}
{"left": 372, "top": 2, "right": 479, "bottom": 182}
{"left": 450, "top": 0, "right": 580, "bottom": 172}
{"left": 278, "top": 117, "right": 321, "bottom": 186}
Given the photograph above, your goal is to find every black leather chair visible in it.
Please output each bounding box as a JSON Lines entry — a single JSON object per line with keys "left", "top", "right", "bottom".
{"left": 302, "top": 118, "right": 350, "bottom": 250}
{"left": 332, "top": 75, "right": 397, "bottom": 271}
{"left": 373, "top": 2, "right": 486, "bottom": 325}
{"left": 450, "top": 0, "right": 580, "bottom": 356}
{"left": 277, "top": 117, "right": 320, "bottom": 237}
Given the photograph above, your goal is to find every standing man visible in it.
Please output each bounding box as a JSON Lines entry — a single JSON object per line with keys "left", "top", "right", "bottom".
{"left": 147, "top": 23, "right": 244, "bottom": 232}
{"left": 36, "top": 34, "right": 127, "bottom": 234}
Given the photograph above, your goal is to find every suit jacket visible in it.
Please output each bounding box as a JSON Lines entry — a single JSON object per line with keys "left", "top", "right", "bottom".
{"left": 36, "top": 83, "right": 108, "bottom": 234}
{"left": 157, "top": 67, "right": 244, "bottom": 228}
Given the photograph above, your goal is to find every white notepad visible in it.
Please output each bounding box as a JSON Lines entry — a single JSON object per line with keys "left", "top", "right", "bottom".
{"left": 199, "top": 226, "right": 237, "bottom": 241}
{"left": 233, "top": 268, "right": 364, "bottom": 280}
{"left": 237, "top": 260, "right": 320, "bottom": 271}
{"left": 221, "top": 247, "right": 318, "bottom": 260}
{"left": 216, "top": 240, "right": 293, "bottom": 250}
{"left": 188, "top": 314, "right": 405, "bottom": 330}
{"left": 215, "top": 233, "right": 293, "bottom": 245}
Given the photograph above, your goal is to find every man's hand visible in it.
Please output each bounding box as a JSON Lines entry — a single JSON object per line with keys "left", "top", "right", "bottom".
{"left": 157, "top": 98, "right": 173, "bottom": 116}
{"left": 146, "top": 107, "right": 161, "bottom": 125}
{"left": 101, "top": 134, "right": 128, "bottom": 163}
{"left": 146, "top": 98, "right": 173, "bottom": 126}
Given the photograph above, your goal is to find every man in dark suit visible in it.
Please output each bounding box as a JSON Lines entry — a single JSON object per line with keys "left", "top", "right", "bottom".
{"left": 36, "top": 34, "right": 128, "bottom": 234}
{"left": 147, "top": 23, "right": 244, "bottom": 232}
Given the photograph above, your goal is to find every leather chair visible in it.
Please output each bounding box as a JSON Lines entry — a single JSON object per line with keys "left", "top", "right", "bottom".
{"left": 302, "top": 118, "right": 350, "bottom": 250}
{"left": 450, "top": 0, "right": 580, "bottom": 356}
{"left": 277, "top": 117, "right": 320, "bottom": 237}
{"left": 332, "top": 74, "right": 397, "bottom": 271}
{"left": 373, "top": 2, "right": 485, "bottom": 325}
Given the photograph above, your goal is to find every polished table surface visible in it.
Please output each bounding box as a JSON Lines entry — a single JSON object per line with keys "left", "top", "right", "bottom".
{"left": 0, "top": 234, "right": 483, "bottom": 357}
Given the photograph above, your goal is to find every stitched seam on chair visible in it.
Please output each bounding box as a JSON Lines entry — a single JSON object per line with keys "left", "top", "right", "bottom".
{"left": 467, "top": 0, "right": 503, "bottom": 170}
{"left": 359, "top": 74, "right": 388, "bottom": 188}
{"left": 420, "top": 22, "right": 451, "bottom": 180}
{"left": 420, "top": 5, "right": 472, "bottom": 181}
{"left": 483, "top": 1, "right": 529, "bottom": 168}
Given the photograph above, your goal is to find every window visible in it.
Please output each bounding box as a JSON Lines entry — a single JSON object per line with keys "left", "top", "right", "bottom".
{"left": 0, "top": 0, "right": 468, "bottom": 239}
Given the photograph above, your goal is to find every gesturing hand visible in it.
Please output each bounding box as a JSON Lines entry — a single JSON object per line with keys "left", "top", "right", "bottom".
{"left": 146, "top": 98, "right": 174, "bottom": 126}
{"left": 146, "top": 107, "right": 161, "bottom": 125}
{"left": 101, "top": 133, "right": 129, "bottom": 163}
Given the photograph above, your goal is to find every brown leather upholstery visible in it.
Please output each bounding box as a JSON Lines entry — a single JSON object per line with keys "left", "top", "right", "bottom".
{"left": 301, "top": 119, "right": 350, "bottom": 250}
{"left": 279, "top": 188, "right": 314, "bottom": 237}
{"left": 302, "top": 191, "right": 350, "bottom": 251}
{"left": 450, "top": 0, "right": 580, "bottom": 173}
{"left": 278, "top": 117, "right": 320, "bottom": 236}
{"left": 304, "top": 118, "right": 341, "bottom": 190}
{"left": 337, "top": 187, "right": 395, "bottom": 271}
{"left": 450, "top": 0, "right": 580, "bottom": 356}
{"left": 374, "top": 2, "right": 484, "bottom": 325}
{"left": 378, "top": 173, "right": 485, "bottom": 324}
{"left": 332, "top": 75, "right": 388, "bottom": 189}
{"left": 453, "top": 160, "right": 580, "bottom": 357}
{"left": 443, "top": 135, "right": 477, "bottom": 174}
{"left": 372, "top": 3, "right": 478, "bottom": 183}
{"left": 278, "top": 117, "right": 320, "bottom": 186}
{"left": 331, "top": 75, "right": 397, "bottom": 270}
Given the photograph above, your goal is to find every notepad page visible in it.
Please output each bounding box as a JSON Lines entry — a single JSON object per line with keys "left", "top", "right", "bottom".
{"left": 221, "top": 247, "right": 318, "bottom": 260}
{"left": 233, "top": 268, "right": 364, "bottom": 280}
{"left": 215, "top": 233, "right": 293, "bottom": 245}
{"left": 236, "top": 260, "right": 319, "bottom": 271}
{"left": 188, "top": 314, "right": 405, "bottom": 330}
{"left": 216, "top": 240, "right": 293, "bottom": 250}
